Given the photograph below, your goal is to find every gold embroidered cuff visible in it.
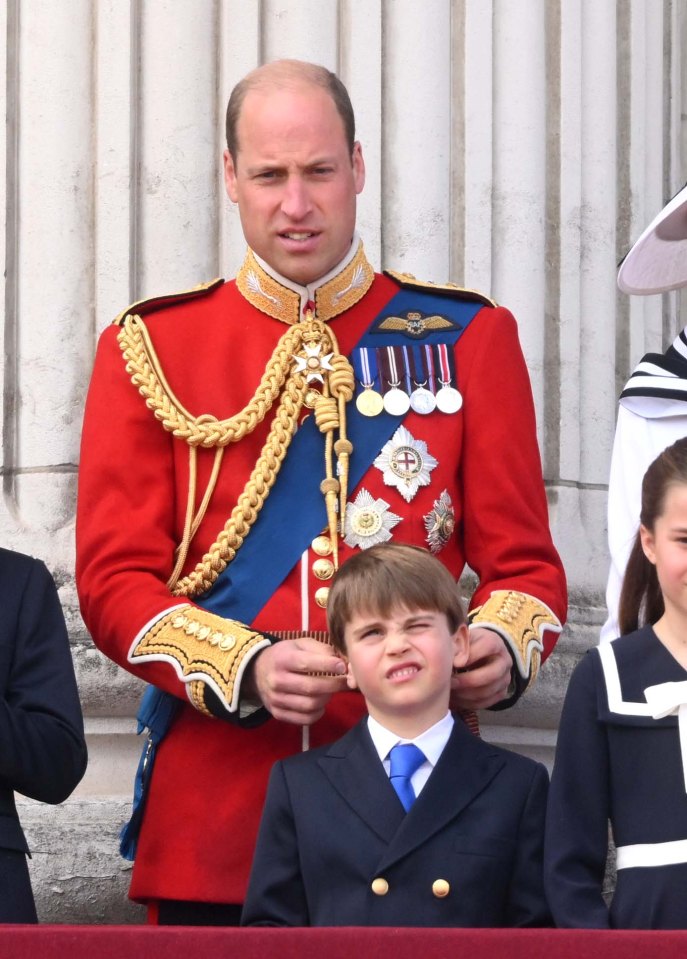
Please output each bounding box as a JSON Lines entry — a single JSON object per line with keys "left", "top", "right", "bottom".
{"left": 129, "top": 606, "right": 271, "bottom": 714}
{"left": 469, "top": 590, "right": 562, "bottom": 688}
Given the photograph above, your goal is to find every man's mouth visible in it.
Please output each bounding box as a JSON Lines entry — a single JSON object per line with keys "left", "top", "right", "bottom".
{"left": 280, "top": 231, "right": 317, "bottom": 241}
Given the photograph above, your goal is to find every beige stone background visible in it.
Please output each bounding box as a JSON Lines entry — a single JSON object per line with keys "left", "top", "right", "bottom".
{"left": 1, "top": 0, "right": 685, "bottom": 923}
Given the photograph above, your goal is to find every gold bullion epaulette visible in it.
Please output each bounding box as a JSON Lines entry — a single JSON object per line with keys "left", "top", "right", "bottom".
{"left": 384, "top": 269, "right": 497, "bottom": 308}
{"left": 113, "top": 277, "right": 225, "bottom": 326}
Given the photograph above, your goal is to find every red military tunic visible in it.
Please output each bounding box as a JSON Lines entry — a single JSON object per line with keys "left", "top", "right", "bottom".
{"left": 76, "top": 241, "right": 566, "bottom": 904}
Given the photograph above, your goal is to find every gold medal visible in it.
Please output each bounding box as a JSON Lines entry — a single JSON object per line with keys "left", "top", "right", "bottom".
{"left": 356, "top": 388, "right": 384, "bottom": 417}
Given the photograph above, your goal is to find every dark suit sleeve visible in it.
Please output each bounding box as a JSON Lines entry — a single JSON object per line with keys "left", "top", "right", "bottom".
{"left": 504, "top": 761, "right": 551, "bottom": 926}
{"left": 241, "top": 761, "right": 309, "bottom": 926}
{"left": 0, "top": 557, "right": 87, "bottom": 804}
{"left": 544, "top": 652, "right": 611, "bottom": 927}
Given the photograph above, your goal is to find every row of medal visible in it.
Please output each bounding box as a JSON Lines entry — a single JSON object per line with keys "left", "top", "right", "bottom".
{"left": 352, "top": 343, "right": 463, "bottom": 417}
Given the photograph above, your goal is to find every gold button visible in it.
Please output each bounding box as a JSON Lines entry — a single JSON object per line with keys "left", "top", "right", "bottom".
{"left": 314, "top": 586, "right": 330, "bottom": 608}
{"left": 312, "top": 558, "right": 335, "bottom": 581}
{"left": 312, "top": 535, "right": 333, "bottom": 557}
{"left": 432, "top": 879, "right": 450, "bottom": 898}
{"left": 371, "top": 877, "right": 389, "bottom": 896}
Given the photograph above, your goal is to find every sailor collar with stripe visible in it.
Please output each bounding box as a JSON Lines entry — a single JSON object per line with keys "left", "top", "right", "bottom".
{"left": 620, "top": 326, "right": 687, "bottom": 418}
{"left": 235, "top": 234, "right": 375, "bottom": 325}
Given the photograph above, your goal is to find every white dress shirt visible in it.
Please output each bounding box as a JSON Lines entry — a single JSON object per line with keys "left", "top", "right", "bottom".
{"left": 366, "top": 711, "right": 454, "bottom": 798}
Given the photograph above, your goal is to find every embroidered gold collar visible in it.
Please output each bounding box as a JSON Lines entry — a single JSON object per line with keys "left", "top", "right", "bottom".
{"left": 236, "top": 241, "right": 375, "bottom": 325}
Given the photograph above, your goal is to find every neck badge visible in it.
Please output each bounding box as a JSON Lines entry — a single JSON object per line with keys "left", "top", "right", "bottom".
{"left": 374, "top": 425, "right": 437, "bottom": 503}
{"left": 344, "top": 489, "right": 402, "bottom": 550}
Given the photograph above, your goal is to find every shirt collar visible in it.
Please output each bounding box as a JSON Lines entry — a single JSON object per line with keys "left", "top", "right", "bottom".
{"left": 367, "top": 711, "right": 454, "bottom": 768}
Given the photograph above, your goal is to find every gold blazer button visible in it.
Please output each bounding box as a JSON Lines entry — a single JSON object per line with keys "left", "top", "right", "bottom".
{"left": 312, "top": 558, "right": 335, "bottom": 580}
{"left": 314, "top": 586, "right": 330, "bottom": 608}
{"left": 311, "top": 535, "right": 333, "bottom": 556}
{"left": 432, "top": 879, "right": 450, "bottom": 898}
{"left": 371, "top": 877, "right": 389, "bottom": 896}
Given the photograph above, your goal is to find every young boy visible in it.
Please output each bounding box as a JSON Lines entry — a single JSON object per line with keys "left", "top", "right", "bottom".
{"left": 241, "top": 543, "right": 550, "bottom": 927}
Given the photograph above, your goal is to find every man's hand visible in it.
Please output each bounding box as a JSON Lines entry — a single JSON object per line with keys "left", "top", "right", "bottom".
{"left": 450, "top": 626, "right": 513, "bottom": 710}
{"left": 247, "top": 638, "right": 348, "bottom": 725}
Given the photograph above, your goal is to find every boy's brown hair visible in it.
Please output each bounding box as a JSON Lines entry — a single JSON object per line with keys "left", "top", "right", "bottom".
{"left": 327, "top": 543, "right": 467, "bottom": 653}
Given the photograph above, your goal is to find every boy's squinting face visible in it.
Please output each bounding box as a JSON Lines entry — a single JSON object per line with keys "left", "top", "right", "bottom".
{"left": 344, "top": 607, "right": 469, "bottom": 736}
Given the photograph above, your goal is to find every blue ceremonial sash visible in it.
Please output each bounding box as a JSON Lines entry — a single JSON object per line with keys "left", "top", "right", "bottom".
{"left": 199, "top": 288, "right": 483, "bottom": 620}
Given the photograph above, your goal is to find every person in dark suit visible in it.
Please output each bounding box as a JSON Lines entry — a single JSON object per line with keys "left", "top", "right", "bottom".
{"left": 0, "top": 548, "right": 88, "bottom": 923}
{"left": 241, "top": 544, "right": 550, "bottom": 927}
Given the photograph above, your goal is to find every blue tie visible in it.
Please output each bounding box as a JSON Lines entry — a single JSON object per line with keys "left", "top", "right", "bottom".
{"left": 388, "top": 743, "right": 426, "bottom": 812}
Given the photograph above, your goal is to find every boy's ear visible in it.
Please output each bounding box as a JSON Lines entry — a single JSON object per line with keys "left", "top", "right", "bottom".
{"left": 452, "top": 623, "right": 470, "bottom": 670}
{"left": 346, "top": 660, "right": 358, "bottom": 691}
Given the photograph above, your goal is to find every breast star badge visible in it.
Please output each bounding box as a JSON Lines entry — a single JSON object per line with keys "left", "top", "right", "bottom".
{"left": 424, "top": 490, "right": 455, "bottom": 553}
{"left": 374, "top": 425, "right": 437, "bottom": 503}
{"left": 344, "top": 489, "right": 402, "bottom": 550}
{"left": 292, "top": 342, "right": 335, "bottom": 384}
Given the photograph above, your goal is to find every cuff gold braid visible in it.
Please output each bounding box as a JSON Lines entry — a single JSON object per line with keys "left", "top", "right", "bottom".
{"left": 469, "top": 590, "right": 562, "bottom": 691}
{"left": 129, "top": 606, "right": 271, "bottom": 714}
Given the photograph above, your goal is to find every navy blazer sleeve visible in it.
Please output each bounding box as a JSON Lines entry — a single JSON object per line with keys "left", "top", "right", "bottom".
{"left": 506, "top": 761, "right": 551, "bottom": 926}
{"left": 241, "top": 760, "right": 309, "bottom": 926}
{"left": 544, "top": 651, "right": 611, "bottom": 928}
{"left": 0, "top": 551, "right": 87, "bottom": 805}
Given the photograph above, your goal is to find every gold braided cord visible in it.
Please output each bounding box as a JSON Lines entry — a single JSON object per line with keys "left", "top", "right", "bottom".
{"left": 117, "top": 313, "right": 314, "bottom": 448}
{"left": 118, "top": 307, "right": 356, "bottom": 596}
{"left": 167, "top": 443, "right": 199, "bottom": 590}
{"left": 171, "top": 370, "right": 309, "bottom": 597}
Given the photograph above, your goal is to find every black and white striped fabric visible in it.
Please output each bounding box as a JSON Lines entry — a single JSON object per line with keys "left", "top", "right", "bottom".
{"left": 620, "top": 328, "right": 687, "bottom": 405}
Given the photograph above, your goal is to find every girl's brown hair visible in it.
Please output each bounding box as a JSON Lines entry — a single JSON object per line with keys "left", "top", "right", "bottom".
{"left": 618, "top": 437, "right": 687, "bottom": 634}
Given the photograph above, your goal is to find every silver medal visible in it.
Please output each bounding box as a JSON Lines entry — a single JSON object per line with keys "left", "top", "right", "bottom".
{"left": 435, "top": 386, "right": 463, "bottom": 414}
{"left": 383, "top": 386, "right": 411, "bottom": 416}
{"left": 410, "top": 387, "right": 436, "bottom": 415}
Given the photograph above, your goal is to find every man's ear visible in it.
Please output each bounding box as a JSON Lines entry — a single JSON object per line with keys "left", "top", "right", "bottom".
{"left": 452, "top": 623, "right": 470, "bottom": 670}
{"left": 346, "top": 660, "right": 358, "bottom": 691}
{"left": 223, "top": 149, "right": 239, "bottom": 203}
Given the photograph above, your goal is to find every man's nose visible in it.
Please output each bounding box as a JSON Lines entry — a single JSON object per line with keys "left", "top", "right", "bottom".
{"left": 280, "top": 175, "right": 312, "bottom": 219}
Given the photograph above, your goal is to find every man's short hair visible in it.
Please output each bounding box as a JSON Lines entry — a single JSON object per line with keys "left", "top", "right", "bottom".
{"left": 225, "top": 59, "right": 356, "bottom": 163}
{"left": 327, "top": 543, "right": 467, "bottom": 654}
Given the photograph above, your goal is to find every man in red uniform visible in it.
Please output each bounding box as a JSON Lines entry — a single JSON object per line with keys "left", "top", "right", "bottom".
{"left": 76, "top": 59, "right": 566, "bottom": 924}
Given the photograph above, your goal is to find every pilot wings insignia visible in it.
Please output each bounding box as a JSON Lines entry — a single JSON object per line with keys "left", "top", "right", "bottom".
{"left": 377, "top": 311, "right": 457, "bottom": 339}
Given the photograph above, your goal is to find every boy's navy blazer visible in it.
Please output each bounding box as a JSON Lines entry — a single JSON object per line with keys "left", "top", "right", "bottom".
{"left": 0, "top": 549, "right": 87, "bottom": 919}
{"left": 242, "top": 715, "right": 550, "bottom": 927}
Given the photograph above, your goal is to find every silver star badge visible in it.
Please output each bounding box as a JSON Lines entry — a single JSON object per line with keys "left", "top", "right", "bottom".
{"left": 424, "top": 490, "right": 455, "bottom": 553}
{"left": 374, "top": 425, "right": 437, "bottom": 503}
{"left": 292, "top": 342, "right": 335, "bottom": 384}
{"left": 344, "top": 489, "right": 402, "bottom": 550}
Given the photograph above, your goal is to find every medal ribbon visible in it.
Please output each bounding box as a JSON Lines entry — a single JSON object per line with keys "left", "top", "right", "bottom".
{"left": 353, "top": 347, "right": 379, "bottom": 390}
{"left": 436, "top": 343, "right": 455, "bottom": 385}
{"left": 424, "top": 344, "right": 437, "bottom": 395}
{"left": 401, "top": 345, "right": 413, "bottom": 394}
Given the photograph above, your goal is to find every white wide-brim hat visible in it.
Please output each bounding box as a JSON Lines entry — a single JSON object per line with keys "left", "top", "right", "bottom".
{"left": 618, "top": 182, "right": 687, "bottom": 294}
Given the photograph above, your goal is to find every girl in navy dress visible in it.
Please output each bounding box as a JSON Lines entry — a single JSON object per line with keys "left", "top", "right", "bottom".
{"left": 545, "top": 437, "right": 687, "bottom": 928}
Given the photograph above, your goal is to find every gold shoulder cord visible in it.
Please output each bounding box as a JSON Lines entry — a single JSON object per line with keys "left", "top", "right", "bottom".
{"left": 117, "top": 309, "right": 354, "bottom": 597}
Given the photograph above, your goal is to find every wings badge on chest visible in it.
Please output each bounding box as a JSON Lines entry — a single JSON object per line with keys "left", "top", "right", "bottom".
{"left": 376, "top": 311, "right": 457, "bottom": 339}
